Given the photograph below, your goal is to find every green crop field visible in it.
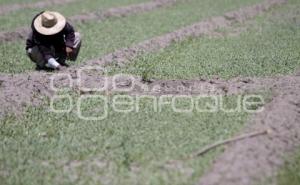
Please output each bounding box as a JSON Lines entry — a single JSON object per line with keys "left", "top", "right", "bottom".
{"left": 0, "top": 0, "right": 41, "bottom": 5}
{"left": 0, "top": 0, "right": 300, "bottom": 185}
{"left": 113, "top": 2, "right": 300, "bottom": 79}
{"left": 277, "top": 150, "right": 300, "bottom": 185}
{"left": 0, "top": 0, "right": 148, "bottom": 31}
{"left": 1, "top": 95, "right": 253, "bottom": 185}
{"left": 0, "top": 0, "right": 262, "bottom": 73}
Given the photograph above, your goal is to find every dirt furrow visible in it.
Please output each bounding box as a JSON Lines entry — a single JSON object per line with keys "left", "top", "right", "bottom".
{"left": 69, "top": 0, "right": 181, "bottom": 23}
{"left": 198, "top": 75, "right": 300, "bottom": 185}
{"left": 0, "top": 0, "right": 181, "bottom": 43}
{"left": 0, "top": 0, "right": 288, "bottom": 117}
{"left": 0, "top": 72, "right": 297, "bottom": 117}
{"left": 84, "top": 0, "right": 287, "bottom": 67}
{"left": 128, "top": 75, "right": 296, "bottom": 96}
{"left": 0, "top": 0, "right": 76, "bottom": 16}
{"left": 1, "top": 1, "right": 299, "bottom": 183}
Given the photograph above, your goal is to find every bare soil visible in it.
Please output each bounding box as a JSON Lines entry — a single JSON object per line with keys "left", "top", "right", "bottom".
{"left": 0, "top": 71, "right": 296, "bottom": 116}
{"left": 198, "top": 74, "right": 300, "bottom": 185}
{"left": 1, "top": 1, "right": 299, "bottom": 184}
{"left": 0, "top": 0, "right": 181, "bottom": 43}
{"left": 0, "top": 0, "right": 288, "bottom": 117}
{"left": 0, "top": 0, "right": 76, "bottom": 16}
{"left": 0, "top": 27, "right": 30, "bottom": 42}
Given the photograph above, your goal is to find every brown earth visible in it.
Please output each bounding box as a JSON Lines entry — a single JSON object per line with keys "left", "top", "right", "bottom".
{"left": 1, "top": 71, "right": 299, "bottom": 185}
{"left": 0, "top": 1, "right": 299, "bottom": 184}
{"left": 198, "top": 74, "right": 300, "bottom": 185}
{"left": 0, "top": 72, "right": 296, "bottom": 117}
{"left": 0, "top": 0, "right": 288, "bottom": 117}
{"left": 0, "top": 0, "right": 77, "bottom": 16}
{"left": 0, "top": 0, "right": 182, "bottom": 43}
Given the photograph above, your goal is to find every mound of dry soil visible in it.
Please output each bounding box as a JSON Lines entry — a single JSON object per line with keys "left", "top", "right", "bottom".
{"left": 0, "top": 0, "right": 181, "bottom": 43}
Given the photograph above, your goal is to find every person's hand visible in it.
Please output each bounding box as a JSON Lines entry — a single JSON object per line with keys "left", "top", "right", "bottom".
{"left": 26, "top": 48, "right": 32, "bottom": 56}
{"left": 66, "top": 47, "right": 73, "bottom": 57}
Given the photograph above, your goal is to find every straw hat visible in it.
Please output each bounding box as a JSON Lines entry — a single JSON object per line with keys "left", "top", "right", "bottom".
{"left": 33, "top": 11, "right": 66, "bottom": 35}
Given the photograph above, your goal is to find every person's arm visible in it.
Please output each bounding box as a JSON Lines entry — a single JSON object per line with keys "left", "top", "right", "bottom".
{"left": 26, "top": 31, "right": 53, "bottom": 61}
{"left": 28, "top": 30, "right": 54, "bottom": 61}
{"left": 64, "top": 22, "right": 75, "bottom": 49}
{"left": 25, "top": 31, "right": 34, "bottom": 51}
{"left": 27, "top": 11, "right": 43, "bottom": 51}
{"left": 29, "top": 32, "right": 60, "bottom": 69}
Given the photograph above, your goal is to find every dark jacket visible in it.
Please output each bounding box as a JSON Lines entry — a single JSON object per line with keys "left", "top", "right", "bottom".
{"left": 26, "top": 11, "right": 75, "bottom": 61}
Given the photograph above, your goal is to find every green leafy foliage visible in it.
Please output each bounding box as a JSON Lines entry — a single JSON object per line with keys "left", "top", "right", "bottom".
{"left": 0, "top": 95, "right": 250, "bottom": 185}
{"left": 0, "top": 0, "right": 262, "bottom": 73}
{"left": 115, "top": 1, "right": 300, "bottom": 79}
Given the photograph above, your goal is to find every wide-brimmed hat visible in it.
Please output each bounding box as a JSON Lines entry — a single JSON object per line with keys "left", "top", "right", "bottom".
{"left": 33, "top": 11, "right": 66, "bottom": 35}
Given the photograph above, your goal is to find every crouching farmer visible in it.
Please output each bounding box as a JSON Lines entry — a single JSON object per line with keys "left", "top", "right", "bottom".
{"left": 26, "top": 11, "right": 81, "bottom": 70}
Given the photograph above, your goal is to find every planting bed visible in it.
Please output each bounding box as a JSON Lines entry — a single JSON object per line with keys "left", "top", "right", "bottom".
{"left": 0, "top": 0, "right": 77, "bottom": 16}
{"left": 0, "top": 0, "right": 300, "bottom": 185}
{"left": 0, "top": 0, "right": 181, "bottom": 43}
{"left": 0, "top": 0, "right": 263, "bottom": 73}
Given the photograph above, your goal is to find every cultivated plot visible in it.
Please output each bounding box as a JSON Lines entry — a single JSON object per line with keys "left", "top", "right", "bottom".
{"left": 0, "top": 0, "right": 300, "bottom": 185}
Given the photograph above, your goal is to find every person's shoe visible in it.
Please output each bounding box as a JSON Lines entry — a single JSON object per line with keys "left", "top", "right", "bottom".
{"left": 59, "top": 61, "right": 69, "bottom": 67}
{"left": 35, "top": 65, "right": 53, "bottom": 71}
{"left": 35, "top": 65, "right": 44, "bottom": 71}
